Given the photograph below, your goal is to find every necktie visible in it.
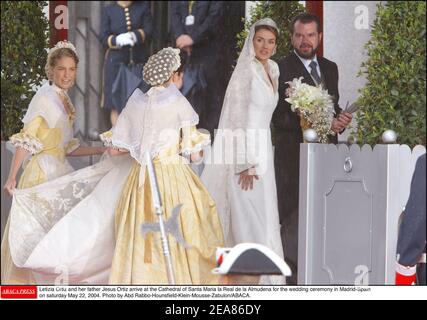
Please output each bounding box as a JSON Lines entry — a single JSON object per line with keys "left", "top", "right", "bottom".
{"left": 309, "top": 60, "right": 321, "bottom": 85}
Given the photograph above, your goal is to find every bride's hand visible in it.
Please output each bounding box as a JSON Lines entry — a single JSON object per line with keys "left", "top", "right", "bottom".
{"left": 237, "top": 169, "right": 259, "bottom": 191}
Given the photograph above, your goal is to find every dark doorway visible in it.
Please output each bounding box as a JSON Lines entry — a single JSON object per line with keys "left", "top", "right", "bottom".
{"left": 150, "top": 1, "right": 245, "bottom": 87}
{"left": 67, "top": 1, "right": 245, "bottom": 137}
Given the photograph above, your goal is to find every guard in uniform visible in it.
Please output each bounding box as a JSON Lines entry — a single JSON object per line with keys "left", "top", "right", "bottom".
{"left": 170, "top": 1, "right": 224, "bottom": 136}
{"left": 395, "top": 153, "right": 426, "bottom": 285}
{"left": 101, "top": 1, "right": 153, "bottom": 125}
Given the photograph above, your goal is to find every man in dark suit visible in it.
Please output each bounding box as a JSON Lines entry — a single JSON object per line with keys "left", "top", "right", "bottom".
{"left": 272, "top": 13, "right": 352, "bottom": 284}
{"left": 170, "top": 1, "right": 224, "bottom": 136}
{"left": 395, "top": 153, "right": 426, "bottom": 285}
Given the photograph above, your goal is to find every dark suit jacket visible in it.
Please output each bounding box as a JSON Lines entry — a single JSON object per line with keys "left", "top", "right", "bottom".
{"left": 170, "top": 1, "right": 223, "bottom": 65}
{"left": 272, "top": 52, "right": 343, "bottom": 283}
{"left": 397, "top": 153, "right": 426, "bottom": 267}
{"left": 272, "top": 51, "right": 342, "bottom": 230}
{"left": 272, "top": 51, "right": 342, "bottom": 144}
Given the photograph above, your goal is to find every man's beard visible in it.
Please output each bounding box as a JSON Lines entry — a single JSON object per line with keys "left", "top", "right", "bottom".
{"left": 295, "top": 44, "right": 318, "bottom": 59}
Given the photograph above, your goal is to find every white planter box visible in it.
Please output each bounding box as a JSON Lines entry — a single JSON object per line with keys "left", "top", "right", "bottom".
{"left": 298, "top": 143, "right": 425, "bottom": 285}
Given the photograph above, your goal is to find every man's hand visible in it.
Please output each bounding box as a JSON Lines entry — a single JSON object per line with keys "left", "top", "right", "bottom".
{"left": 176, "top": 34, "right": 194, "bottom": 49}
{"left": 116, "top": 32, "right": 134, "bottom": 47}
{"left": 337, "top": 112, "right": 353, "bottom": 127}
{"left": 331, "top": 112, "right": 353, "bottom": 134}
{"left": 331, "top": 118, "right": 345, "bottom": 134}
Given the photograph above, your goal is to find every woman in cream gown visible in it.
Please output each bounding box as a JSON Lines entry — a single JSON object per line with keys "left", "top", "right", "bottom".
{"left": 1, "top": 41, "right": 106, "bottom": 284}
{"left": 5, "top": 48, "right": 224, "bottom": 285}
{"left": 103, "top": 48, "right": 224, "bottom": 284}
{"left": 201, "top": 18, "right": 286, "bottom": 284}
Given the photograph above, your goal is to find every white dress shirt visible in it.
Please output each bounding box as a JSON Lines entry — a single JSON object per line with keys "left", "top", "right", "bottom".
{"left": 294, "top": 50, "right": 322, "bottom": 83}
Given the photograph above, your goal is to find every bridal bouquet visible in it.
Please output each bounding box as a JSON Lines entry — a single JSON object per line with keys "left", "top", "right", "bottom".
{"left": 285, "top": 77, "right": 335, "bottom": 143}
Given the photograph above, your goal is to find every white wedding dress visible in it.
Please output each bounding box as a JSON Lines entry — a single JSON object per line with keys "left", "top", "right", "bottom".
{"left": 227, "top": 60, "right": 283, "bottom": 252}
{"left": 9, "top": 154, "right": 133, "bottom": 284}
{"left": 201, "top": 18, "right": 285, "bottom": 284}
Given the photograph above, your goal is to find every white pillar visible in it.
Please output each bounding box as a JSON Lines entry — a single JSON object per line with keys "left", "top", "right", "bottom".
{"left": 323, "top": 1, "right": 381, "bottom": 142}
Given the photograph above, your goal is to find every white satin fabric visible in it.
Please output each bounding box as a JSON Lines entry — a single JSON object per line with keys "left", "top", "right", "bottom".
{"left": 9, "top": 154, "right": 133, "bottom": 284}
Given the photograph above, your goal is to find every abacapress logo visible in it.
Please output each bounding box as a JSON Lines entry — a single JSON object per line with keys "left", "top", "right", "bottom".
{"left": 1, "top": 286, "right": 37, "bottom": 299}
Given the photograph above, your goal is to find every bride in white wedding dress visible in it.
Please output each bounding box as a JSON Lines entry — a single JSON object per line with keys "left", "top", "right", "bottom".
{"left": 201, "top": 18, "right": 286, "bottom": 284}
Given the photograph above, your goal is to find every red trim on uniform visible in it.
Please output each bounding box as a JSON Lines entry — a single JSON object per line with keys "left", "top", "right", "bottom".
{"left": 395, "top": 272, "right": 416, "bottom": 285}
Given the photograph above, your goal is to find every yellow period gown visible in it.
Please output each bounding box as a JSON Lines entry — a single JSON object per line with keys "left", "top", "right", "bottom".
{"left": 101, "top": 84, "right": 225, "bottom": 284}
{"left": 1, "top": 82, "right": 79, "bottom": 284}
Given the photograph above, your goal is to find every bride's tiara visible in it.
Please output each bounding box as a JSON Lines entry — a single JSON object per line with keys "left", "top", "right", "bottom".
{"left": 49, "top": 40, "right": 78, "bottom": 57}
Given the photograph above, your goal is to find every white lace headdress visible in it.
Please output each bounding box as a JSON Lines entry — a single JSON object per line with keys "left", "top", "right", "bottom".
{"left": 143, "top": 47, "right": 181, "bottom": 86}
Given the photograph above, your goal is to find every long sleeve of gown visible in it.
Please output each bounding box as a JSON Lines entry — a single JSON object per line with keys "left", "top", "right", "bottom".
{"left": 9, "top": 116, "right": 46, "bottom": 154}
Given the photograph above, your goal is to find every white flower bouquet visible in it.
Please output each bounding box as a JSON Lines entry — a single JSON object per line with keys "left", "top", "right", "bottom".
{"left": 285, "top": 77, "right": 335, "bottom": 143}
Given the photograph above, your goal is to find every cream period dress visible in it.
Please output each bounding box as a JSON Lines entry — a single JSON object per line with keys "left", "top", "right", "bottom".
{"left": 103, "top": 84, "right": 224, "bottom": 285}
{"left": 1, "top": 82, "right": 80, "bottom": 284}
{"left": 4, "top": 84, "right": 224, "bottom": 285}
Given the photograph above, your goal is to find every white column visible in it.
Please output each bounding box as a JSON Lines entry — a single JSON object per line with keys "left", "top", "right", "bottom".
{"left": 323, "top": 1, "right": 381, "bottom": 142}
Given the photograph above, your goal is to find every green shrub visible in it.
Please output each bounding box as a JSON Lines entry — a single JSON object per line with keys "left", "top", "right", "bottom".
{"left": 1, "top": 1, "right": 49, "bottom": 140}
{"left": 236, "top": 1, "right": 305, "bottom": 61}
{"left": 355, "top": 1, "right": 426, "bottom": 147}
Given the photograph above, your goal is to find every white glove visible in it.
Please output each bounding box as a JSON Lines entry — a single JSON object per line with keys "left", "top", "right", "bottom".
{"left": 128, "top": 32, "right": 137, "bottom": 45}
{"left": 122, "top": 37, "right": 135, "bottom": 47}
{"left": 116, "top": 32, "right": 134, "bottom": 47}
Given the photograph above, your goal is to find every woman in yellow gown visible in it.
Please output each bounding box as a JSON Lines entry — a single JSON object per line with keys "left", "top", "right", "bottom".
{"left": 101, "top": 47, "right": 224, "bottom": 284}
{"left": 1, "top": 41, "right": 105, "bottom": 284}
